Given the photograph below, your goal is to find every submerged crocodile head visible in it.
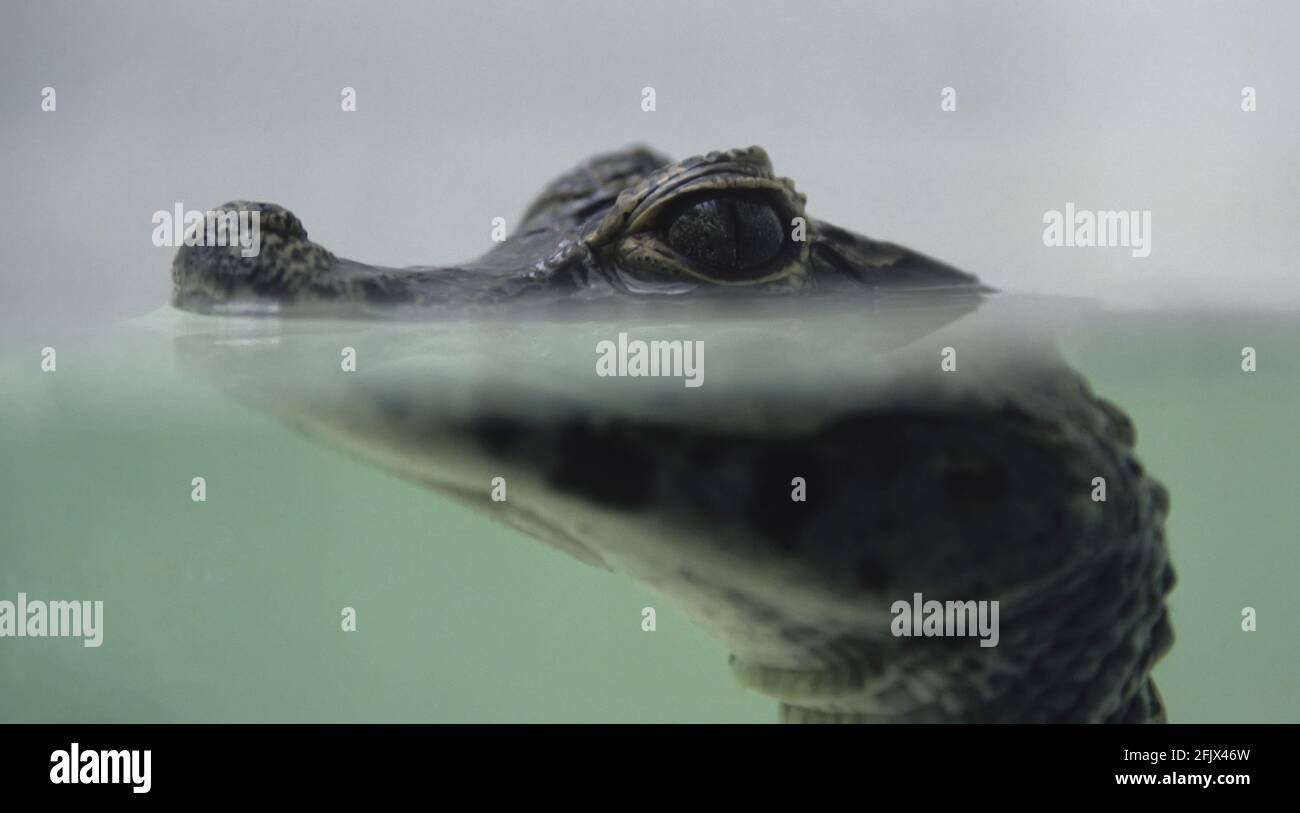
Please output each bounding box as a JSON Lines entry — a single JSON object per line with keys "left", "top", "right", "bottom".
{"left": 172, "top": 145, "right": 982, "bottom": 313}
{"left": 168, "top": 145, "right": 1174, "bottom": 723}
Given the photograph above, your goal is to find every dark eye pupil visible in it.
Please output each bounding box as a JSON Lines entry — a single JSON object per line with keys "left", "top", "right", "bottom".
{"left": 667, "top": 198, "right": 783, "bottom": 276}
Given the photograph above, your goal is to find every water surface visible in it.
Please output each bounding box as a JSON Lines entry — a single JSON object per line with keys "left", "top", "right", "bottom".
{"left": 1, "top": 297, "right": 1295, "bottom": 722}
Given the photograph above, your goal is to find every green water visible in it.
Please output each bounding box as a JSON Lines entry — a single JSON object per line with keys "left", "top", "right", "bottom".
{"left": 1, "top": 303, "right": 1296, "bottom": 722}
{"left": 1059, "top": 310, "right": 1300, "bottom": 723}
{"left": 1, "top": 317, "right": 775, "bottom": 722}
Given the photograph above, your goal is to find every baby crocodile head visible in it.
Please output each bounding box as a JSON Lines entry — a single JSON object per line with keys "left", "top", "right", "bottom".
{"left": 167, "top": 145, "right": 1173, "bottom": 723}
{"left": 172, "top": 145, "right": 983, "bottom": 313}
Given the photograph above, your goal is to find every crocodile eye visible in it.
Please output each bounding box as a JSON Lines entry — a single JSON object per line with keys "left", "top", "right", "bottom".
{"left": 666, "top": 198, "right": 784, "bottom": 279}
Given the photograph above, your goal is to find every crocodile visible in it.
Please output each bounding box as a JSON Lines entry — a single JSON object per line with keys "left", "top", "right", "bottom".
{"left": 169, "top": 145, "right": 1174, "bottom": 722}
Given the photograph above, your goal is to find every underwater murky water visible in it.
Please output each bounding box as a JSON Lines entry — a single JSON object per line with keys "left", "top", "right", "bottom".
{"left": 1, "top": 297, "right": 1296, "bottom": 722}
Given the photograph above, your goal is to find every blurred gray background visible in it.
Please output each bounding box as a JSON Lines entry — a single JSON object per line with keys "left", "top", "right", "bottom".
{"left": 1, "top": 0, "right": 1297, "bottom": 327}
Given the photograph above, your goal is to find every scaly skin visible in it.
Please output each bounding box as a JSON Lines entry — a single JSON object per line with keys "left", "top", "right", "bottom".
{"left": 172, "top": 146, "right": 982, "bottom": 312}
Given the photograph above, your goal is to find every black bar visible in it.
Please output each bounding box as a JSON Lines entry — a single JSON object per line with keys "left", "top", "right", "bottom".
{"left": 1, "top": 723, "right": 1283, "bottom": 798}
